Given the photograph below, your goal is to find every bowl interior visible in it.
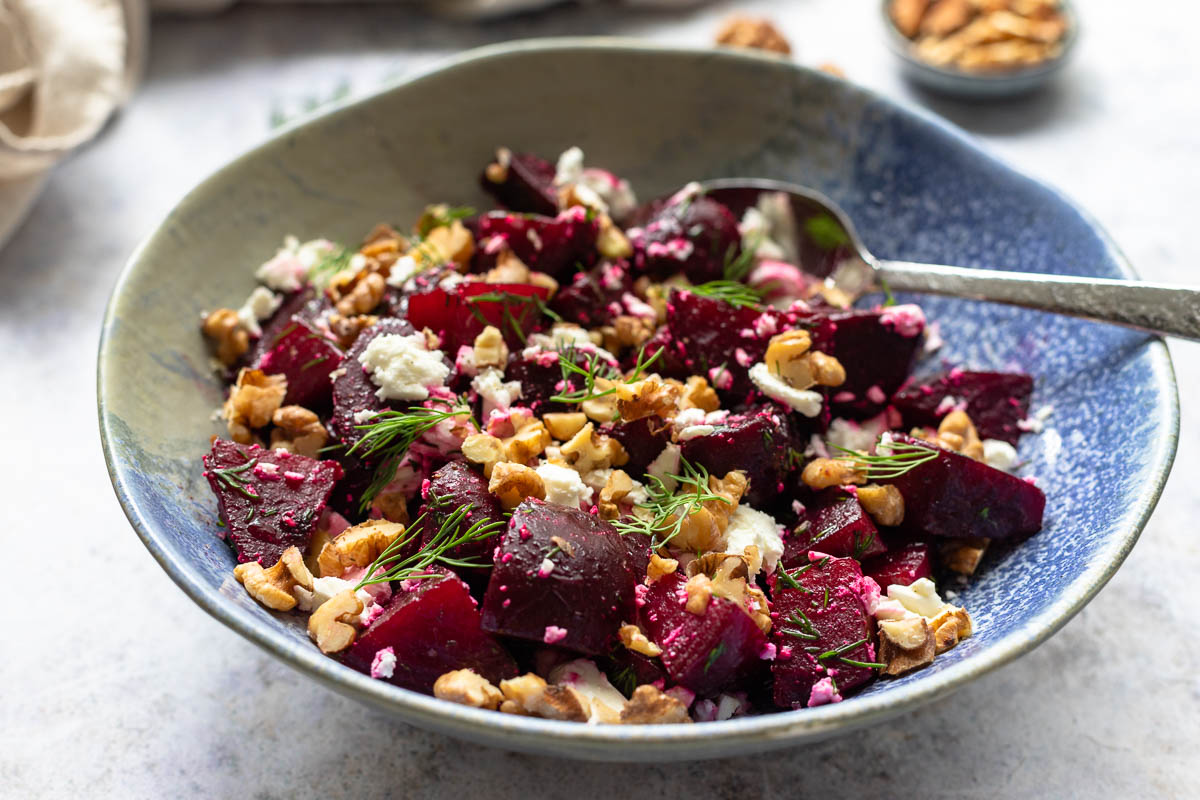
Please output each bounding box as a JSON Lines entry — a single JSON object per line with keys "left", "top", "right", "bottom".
{"left": 99, "top": 39, "right": 1176, "bottom": 761}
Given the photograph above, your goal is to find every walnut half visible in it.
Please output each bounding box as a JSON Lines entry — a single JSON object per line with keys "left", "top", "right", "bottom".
{"left": 878, "top": 616, "right": 935, "bottom": 676}
{"left": 233, "top": 546, "right": 314, "bottom": 611}
{"left": 619, "top": 685, "right": 693, "bottom": 724}
{"left": 433, "top": 669, "right": 504, "bottom": 710}
{"left": 308, "top": 590, "right": 363, "bottom": 654}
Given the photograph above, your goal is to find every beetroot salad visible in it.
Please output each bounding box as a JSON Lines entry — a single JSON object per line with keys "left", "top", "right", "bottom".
{"left": 198, "top": 146, "right": 1048, "bottom": 724}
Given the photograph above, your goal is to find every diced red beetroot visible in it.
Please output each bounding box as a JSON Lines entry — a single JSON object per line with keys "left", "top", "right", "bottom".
{"left": 416, "top": 461, "right": 505, "bottom": 568}
{"left": 784, "top": 490, "right": 886, "bottom": 565}
{"left": 475, "top": 208, "right": 599, "bottom": 280}
{"left": 629, "top": 194, "right": 741, "bottom": 284}
{"left": 679, "top": 406, "right": 796, "bottom": 508}
{"left": 258, "top": 320, "right": 343, "bottom": 409}
{"left": 481, "top": 500, "right": 638, "bottom": 655}
{"left": 329, "top": 318, "right": 415, "bottom": 449}
{"left": 884, "top": 435, "right": 1046, "bottom": 540}
{"left": 244, "top": 288, "right": 318, "bottom": 367}
{"left": 768, "top": 554, "right": 877, "bottom": 709}
{"left": 862, "top": 542, "right": 932, "bottom": 590}
{"left": 639, "top": 572, "right": 768, "bottom": 696}
{"left": 203, "top": 439, "right": 343, "bottom": 564}
{"left": 892, "top": 370, "right": 1034, "bottom": 446}
{"left": 344, "top": 571, "right": 517, "bottom": 693}
{"left": 808, "top": 308, "right": 924, "bottom": 418}
{"left": 479, "top": 150, "right": 559, "bottom": 217}
{"left": 602, "top": 646, "right": 670, "bottom": 697}
{"left": 502, "top": 355, "right": 566, "bottom": 415}
{"left": 550, "top": 261, "right": 634, "bottom": 328}
{"left": 405, "top": 281, "right": 552, "bottom": 354}
{"left": 603, "top": 417, "right": 673, "bottom": 479}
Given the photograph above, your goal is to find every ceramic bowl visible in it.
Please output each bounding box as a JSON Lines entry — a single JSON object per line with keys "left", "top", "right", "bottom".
{"left": 98, "top": 38, "right": 1177, "bottom": 761}
{"left": 881, "top": 0, "right": 1080, "bottom": 98}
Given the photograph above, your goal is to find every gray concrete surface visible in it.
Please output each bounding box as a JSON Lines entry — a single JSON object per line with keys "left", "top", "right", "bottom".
{"left": 2, "top": 1, "right": 1197, "bottom": 796}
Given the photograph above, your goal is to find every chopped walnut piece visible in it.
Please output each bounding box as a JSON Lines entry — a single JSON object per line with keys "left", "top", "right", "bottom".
{"left": 597, "top": 215, "right": 634, "bottom": 260}
{"left": 223, "top": 369, "right": 287, "bottom": 444}
{"left": 941, "top": 536, "right": 989, "bottom": 575}
{"left": 686, "top": 551, "right": 772, "bottom": 633}
{"left": 937, "top": 409, "right": 983, "bottom": 460}
{"left": 505, "top": 420, "right": 552, "bottom": 464}
{"left": 679, "top": 375, "right": 720, "bottom": 413}
{"left": 878, "top": 616, "right": 936, "bottom": 676}
{"left": 489, "top": 462, "right": 547, "bottom": 510}
{"left": 715, "top": 14, "right": 792, "bottom": 54}
{"left": 269, "top": 405, "right": 328, "bottom": 458}
{"left": 620, "top": 685, "right": 693, "bottom": 724}
{"left": 317, "top": 520, "right": 405, "bottom": 578}
{"left": 684, "top": 574, "right": 714, "bottom": 615}
{"left": 764, "top": 330, "right": 846, "bottom": 390}
{"left": 800, "top": 457, "right": 868, "bottom": 490}
{"left": 928, "top": 606, "right": 973, "bottom": 654}
{"left": 619, "top": 624, "right": 663, "bottom": 657}
{"left": 616, "top": 376, "right": 680, "bottom": 422}
{"left": 856, "top": 483, "right": 905, "bottom": 527}
{"left": 202, "top": 308, "right": 250, "bottom": 366}
{"left": 473, "top": 325, "right": 509, "bottom": 369}
{"left": 498, "top": 673, "right": 547, "bottom": 715}
{"left": 543, "top": 412, "right": 588, "bottom": 441}
{"left": 307, "top": 589, "right": 363, "bottom": 654}
{"left": 462, "top": 433, "right": 506, "bottom": 478}
{"left": 560, "top": 422, "right": 628, "bottom": 473}
{"left": 646, "top": 553, "right": 679, "bottom": 582}
{"left": 598, "top": 469, "right": 635, "bottom": 520}
{"left": 334, "top": 270, "right": 386, "bottom": 316}
{"left": 233, "top": 546, "right": 314, "bottom": 611}
{"left": 498, "top": 673, "right": 590, "bottom": 722}
{"left": 421, "top": 220, "right": 475, "bottom": 268}
{"left": 433, "top": 669, "right": 504, "bottom": 710}
{"left": 485, "top": 245, "right": 531, "bottom": 284}
{"left": 671, "top": 471, "right": 748, "bottom": 553}
{"left": 580, "top": 377, "right": 619, "bottom": 423}
{"left": 328, "top": 313, "right": 378, "bottom": 350}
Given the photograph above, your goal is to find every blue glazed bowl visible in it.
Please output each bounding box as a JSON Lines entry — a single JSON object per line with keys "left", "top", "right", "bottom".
{"left": 98, "top": 39, "right": 1177, "bottom": 761}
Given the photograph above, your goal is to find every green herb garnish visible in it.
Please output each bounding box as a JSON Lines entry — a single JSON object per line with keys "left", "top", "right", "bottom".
{"left": 307, "top": 245, "right": 353, "bottom": 289}
{"left": 549, "top": 342, "right": 661, "bottom": 405}
{"left": 210, "top": 457, "right": 260, "bottom": 501}
{"left": 612, "top": 458, "right": 730, "bottom": 548}
{"left": 690, "top": 279, "right": 764, "bottom": 310}
{"left": 829, "top": 440, "right": 939, "bottom": 480}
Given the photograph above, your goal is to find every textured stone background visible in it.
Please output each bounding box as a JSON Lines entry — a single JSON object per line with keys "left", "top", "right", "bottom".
{"left": 1, "top": 1, "right": 1196, "bottom": 796}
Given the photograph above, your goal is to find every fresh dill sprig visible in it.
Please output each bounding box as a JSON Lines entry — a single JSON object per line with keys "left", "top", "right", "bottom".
{"left": 816, "top": 637, "right": 885, "bottom": 670}
{"left": 548, "top": 342, "right": 662, "bottom": 405}
{"left": 211, "top": 458, "right": 260, "bottom": 501}
{"left": 464, "top": 291, "right": 560, "bottom": 344}
{"left": 416, "top": 205, "right": 476, "bottom": 238}
{"left": 778, "top": 609, "right": 820, "bottom": 641}
{"left": 690, "top": 280, "right": 765, "bottom": 310}
{"left": 722, "top": 232, "right": 762, "bottom": 282}
{"left": 880, "top": 278, "right": 897, "bottom": 307}
{"left": 354, "top": 501, "right": 505, "bottom": 589}
{"left": 612, "top": 458, "right": 730, "bottom": 548}
{"left": 829, "top": 440, "right": 938, "bottom": 480}
{"left": 307, "top": 245, "right": 353, "bottom": 289}
{"left": 349, "top": 402, "right": 477, "bottom": 512}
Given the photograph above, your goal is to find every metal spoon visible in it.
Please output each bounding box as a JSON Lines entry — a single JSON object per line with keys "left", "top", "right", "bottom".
{"left": 701, "top": 178, "right": 1200, "bottom": 341}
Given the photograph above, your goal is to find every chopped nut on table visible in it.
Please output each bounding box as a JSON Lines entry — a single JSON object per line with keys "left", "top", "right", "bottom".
{"left": 714, "top": 15, "right": 792, "bottom": 55}
{"left": 889, "top": 0, "right": 1069, "bottom": 73}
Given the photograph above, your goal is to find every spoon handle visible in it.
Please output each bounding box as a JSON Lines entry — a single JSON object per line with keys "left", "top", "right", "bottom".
{"left": 876, "top": 261, "right": 1200, "bottom": 342}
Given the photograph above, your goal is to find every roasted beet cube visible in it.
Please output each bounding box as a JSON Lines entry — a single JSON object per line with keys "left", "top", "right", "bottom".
{"left": 769, "top": 554, "right": 877, "bottom": 708}
{"left": 203, "top": 439, "right": 343, "bottom": 564}
{"left": 481, "top": 500, "right": 638, "bottom": 655}
{"left": 244, "top": 287, "right": 318, "bottom": 367}
{"left": 664, "top": 289, "right": 783, "bottom": 396}
{"left": 405, "top": 282, "right": 552, "bottom": 354}
{"left": 784, "top": 490, "right": 886, "bottom": 564}
{"left": 884, "top": 436, "right": 1046, "bottom": 540}
{"left": 416, "top": 461, "right": 506, "bottom": 568}
{"left": 808, "top": 306, "right": 924, "bottom": 418}
{"left": 329, "top": 318, "right": 415, "bottom": 449}
{"left": 639, "top": 572, "right": 768, "bottom": 696}
{"left": 344, "top": 571, "right": 517, "bottom": 693}
{"left": 892, "top": 370, "right": 1034, "bottom": 445}
{"left": 680, "top": 407, "right": 795, "bottom": 508}
{"left": 629, "top": 193, "right": 741, "bottom": 284}
{"left": 475, "top": 208, "right": 599, "bottom": 280}
{"left": 258, "top": 320, "right": 343, "bottom": 409}
{"left": 862, "top": 542, "right": 932, "bottom": 590}
{"left": 479, "top": 150, "right": 559, "bottom": 216}
{"left": 550, "top": 261, "right": 634, "bottom": 328}
{"left": 603, "top": 417, "right": 673, "bottom": 480}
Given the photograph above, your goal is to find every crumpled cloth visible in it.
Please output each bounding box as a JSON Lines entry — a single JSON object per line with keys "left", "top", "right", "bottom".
{"left": 0, "top": 0, "right": 146, "bottom": 247}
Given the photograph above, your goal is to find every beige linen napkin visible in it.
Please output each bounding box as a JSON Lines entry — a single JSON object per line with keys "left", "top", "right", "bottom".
{"left": 0, "top": 0, "right": 146, "bottom": 247}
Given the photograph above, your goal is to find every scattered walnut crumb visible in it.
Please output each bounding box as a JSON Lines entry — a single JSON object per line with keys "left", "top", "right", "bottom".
{"left": 936, "top": 409, "right": 984, "bottom": 460}
{"left": 233, "top": 546, "right": 313, "bottom": 611}
{"left": 269, "top": 405, "right": 327, "bottom": 458}
{"left": 317, "top": 519, "right": 405, "bottom": 578}
{"left": 473, "top": 325, "right": 509, "bottom": 369}
{"left": 684, "top": 573, "right": 714, "bottom": 615}
{"left": 616, "top": 375, "right": 679, "bottom": 422}
{"left": 433, "top": 669, "right": 503, "bottom": 710}
{"left": 941, "top": 536, "right": 989, "bottom": 575}
{"left": 307, "top": 589, "right": 363, "bottom": 654}
{"left": 560, "top": 422, "right": 628, "bottom": 473}
{"left": 333, "top": 270, "right": 386, "bottom": 316}
{"left": 929, "top": 606, "right": 973, "bottom": 654}
{"left": 619, "top": 685, "right": 693, "bottom": 724}
{"left": 801, "top": 457, "right": 867, "bottom": 490}
{"left": 715, "top": 15, "right": 792, "bottom": 55}
{"left": 598, "top": 469, "right": 634, "bottom": 520}
{"left": 679, "top": 375, "right": 720, "bottom": 413}
{"left": 619, "top": 624, "right": 663, "bottom": 657}
{"left": 543, "top": 412, "right": 587, "bottom": 441}
{"left": 201, "top": 308, "right": 249, "bottom": 366}
{"left": 646, "top": 552, "right": 679, "bottom": 582}
{"left": 488, "top": 461, "right": 547, "bottom": 510}
{"left": 327, "top": 313, "right": 378, "bottom": 350}
{"left": 856, "top": 483, "right": 905, "bottom": 527}
{"left": 223, "top": 368, "right": 287, "bottom": 444}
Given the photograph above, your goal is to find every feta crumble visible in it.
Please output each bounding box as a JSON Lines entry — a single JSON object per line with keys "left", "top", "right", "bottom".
{"left": 887, "top": 578, "right": 950, "bottom": 619}
{"left": 721, "top": 504, "right": 785, "bottom": 575}
{"left": 982, "top": 439, "right": 1018, "bottom": 472}
{"left": 358, "top": 332, "right": 449, "bottom": 402}
{"left": 472, "top": 367, "right": 522, "bottom": 418}
{"left": 236, "top": 286, "right": 281, "bottom": 338}
{"left": 370, "top": 647, "right": 397, "bottom": 680}
{"left": 749, "top": 362, "right": 824, "bottom": 417}
{"left": 255, "top": 236, "right": 335, "bottom": 292}
{"left": 536, "top": 463, "right": 594, "bottom": 508}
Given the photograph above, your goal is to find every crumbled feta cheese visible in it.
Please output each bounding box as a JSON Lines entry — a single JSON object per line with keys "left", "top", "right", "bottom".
{"left": 826, "top": 417, "right": 879, "bottom": 453}
{"left": 357, "top": 332, "right": 449, "bottom": 401}
{"left": 887, "top": 578, "right": 949, "bottom": 619}
{"left": 982, "top": 439, "right": 1018, "bottom": 472}
{"left": 749, "top": 363, "right": 824, "bottom": 417}
{"left": 1017, "top": 405, "right": 1054, "bottom": 433}
{"left": 549, "top": 659, "right": 627, "bottom": 723}
{"left": 536, "top": 463, "right": 593, "bottom": 508}
{"left": 384, "top": 254, "right": 419, "bottom": 288}
{"left": 721, "top": 504, "right": 785, "bottom": 575}
{"left": 878, "top": 304, "right": 926, "bottom": 337}
{"left": 352, "top": 409, "right": 378, "bottom": 424}
{"left": 370, "top": 647, "right": 397, "bottom": 680}
{"left": 236, "top": 286, "right": 281, "bottom": 338}
{"left": 678, "top": 424, "right": 715, "bottom": 441}
{"left": 543, "top": 625, "right": 568, "bottom": 644}
{"left": 472, "top": 367, "right": 522, "bottom": 418}
{"left": 807, "top": 676, "right": 843, "bottom": 707}
{"left": 646, "top": 443, "right": 682, "bottom": 492}
{"left": 255, "top": 236, "right": 335, "bottom": 291}
{"left": 554, "top": 146, "right": 585, "bottom": 186}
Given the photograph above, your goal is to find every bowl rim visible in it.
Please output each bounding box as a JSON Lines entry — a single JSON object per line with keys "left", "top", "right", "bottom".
{"left": 878, "top": 0, "right": 1080, "bottom": 85}
{"left": 97, "top": 36, "right": 1178, "bottom": 758}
